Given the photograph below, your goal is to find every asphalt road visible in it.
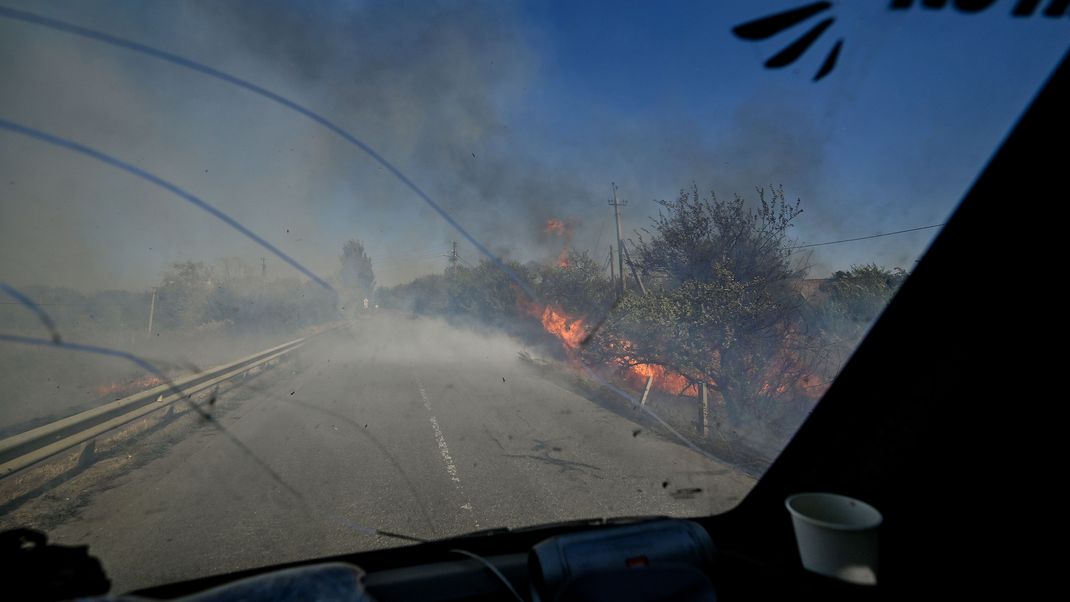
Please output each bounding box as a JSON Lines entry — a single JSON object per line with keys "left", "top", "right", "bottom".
{"left": 43, "top": 314, "right": 755, "bottom": 593}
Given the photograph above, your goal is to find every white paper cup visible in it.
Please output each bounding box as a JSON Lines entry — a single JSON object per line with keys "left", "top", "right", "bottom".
{"left": 785, "top": 492, "right": 882, "bottom": 585}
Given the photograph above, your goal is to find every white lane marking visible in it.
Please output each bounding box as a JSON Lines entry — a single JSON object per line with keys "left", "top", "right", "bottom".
{"left": 418, "top": 382, "right": 479, "bottom": 528}
{"left": 428, "top": 414, "right": 460, "bottom": 483}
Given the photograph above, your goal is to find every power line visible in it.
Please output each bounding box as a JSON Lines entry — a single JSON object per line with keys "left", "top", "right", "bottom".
{"left": 593, "top": 212, "right": 609, "bottom": 254}
{"left": 789, "top": 223, "right": 944, "bottom": 250}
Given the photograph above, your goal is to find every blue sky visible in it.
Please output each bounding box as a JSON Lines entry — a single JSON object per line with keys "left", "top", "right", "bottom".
{"left": 1, "top": 1, "right": 1067, "bottom": 289}
{"left": 517, "top": 1, "right": 1067, "bottom": 266}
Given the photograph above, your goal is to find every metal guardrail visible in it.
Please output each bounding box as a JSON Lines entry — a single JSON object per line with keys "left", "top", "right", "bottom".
{"left": 0, "top": 322, "right": 349, "bottom": 478}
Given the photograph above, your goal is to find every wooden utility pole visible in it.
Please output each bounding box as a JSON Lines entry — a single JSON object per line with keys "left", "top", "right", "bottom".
{"left": 146, "top": 287, "right": 157, "bottom": 339}
{"left": 608, "top": 183, "right": 627, "bottom": 298}
{"left": 608, "top": 244, "right": 615, "bottom": 287}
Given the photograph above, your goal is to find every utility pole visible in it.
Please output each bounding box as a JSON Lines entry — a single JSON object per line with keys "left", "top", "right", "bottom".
{"left": 608, "top": 244, "right": 615, "bottom": 286}
{"left": 260, "top": 257, "right": 267, "bottom": 279}
{"left": 146, "top": 287, "right": 157, "bottom": 340}
{"left": 608, "top": 183, "right": 627, "bottom": 298}
{"left": 448, "top": 241, "right": 459, "bottom": 268}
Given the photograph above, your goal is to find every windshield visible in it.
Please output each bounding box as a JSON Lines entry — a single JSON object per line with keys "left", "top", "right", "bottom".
{"left": 1, "top": 0, "right": 1065, "bottom": 592}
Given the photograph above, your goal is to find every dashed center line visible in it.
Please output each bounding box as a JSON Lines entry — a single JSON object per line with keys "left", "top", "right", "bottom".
{"left": 418, "top": 381, "right": 479, "bottom": 529}
{"left": 427, "top": 414, "right": 460, "bottom": 483}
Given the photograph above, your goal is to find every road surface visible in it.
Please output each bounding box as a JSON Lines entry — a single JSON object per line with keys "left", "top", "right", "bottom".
{"left": 29, "top": 314, "right": 754, "bottom": 592}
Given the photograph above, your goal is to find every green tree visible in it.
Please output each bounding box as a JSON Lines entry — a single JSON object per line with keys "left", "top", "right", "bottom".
{"left": 822, "top": 264, "right": 906, "bottom": 327}
{"left": 446, "top": 259, "right": 532, "bottom": 328}
{"left": 339, "top": 240, "right": 376, "bottom": 298}
{"left": 585, "top": 185, "right": 814, "bottom": 425}
{"left": 156, "top": 261, "right": 212, "bottom": 329}
{"left": 532, "top": 250, "right": 614, "bottom": 319}
{"left": 815, "top": 263, "right": 907, "bottom": 365}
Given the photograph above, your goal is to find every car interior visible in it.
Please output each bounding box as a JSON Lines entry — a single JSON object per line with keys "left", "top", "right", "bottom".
{"left": 3, "top": 9, "right": 1064, "bottom": 602}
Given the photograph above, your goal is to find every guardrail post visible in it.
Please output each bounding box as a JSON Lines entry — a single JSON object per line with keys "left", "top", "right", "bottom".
{"left": 76, "top": 439, "right": 97, "bottom": 470}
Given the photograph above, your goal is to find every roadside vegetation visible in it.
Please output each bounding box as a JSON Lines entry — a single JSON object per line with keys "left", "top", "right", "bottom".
{"left": 2, "top": 186, "right": 907, "bottom": 460}
{"left": 378, "top": 185, "right": 908, "bottom": 457}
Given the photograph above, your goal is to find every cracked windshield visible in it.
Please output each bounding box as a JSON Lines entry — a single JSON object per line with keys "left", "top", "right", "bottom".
{"left": 1, "top": 0, "right": 1066, "bottom": 592}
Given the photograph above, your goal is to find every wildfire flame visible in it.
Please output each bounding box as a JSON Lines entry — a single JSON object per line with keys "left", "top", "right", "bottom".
{"left": 759, "top": 382, "right": 789, "bottom": 396}
{"left": 545, "top": 218, "right": 567, "bottom": 236}
{"left": 521, "top": 295, "right": 699, "bottom": 396}
{"left": 545, "top": 218, "right": 573, "bottom": 268}
{"left": 520, "top": 299, "right": 588, "bottom": 349}
{"left": 626, "top": 361, "right": 698, "bottom": 397}
{"left": 603, "top": 338, "right": 699, "bottom": 397}
{"left": 519, "top": 244, "right": 823, "bottom": 402}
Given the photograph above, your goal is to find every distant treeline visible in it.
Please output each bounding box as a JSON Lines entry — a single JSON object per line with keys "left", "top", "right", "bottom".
{"left": 3, "top": 259, "right": 338, "bottom": 340}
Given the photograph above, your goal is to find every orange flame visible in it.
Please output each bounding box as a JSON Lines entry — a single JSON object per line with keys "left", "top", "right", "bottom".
{"left": 521, "top": 296, "right": 699, "bottom": 397}
{"left": 521, "top": 282, "right": 824, "bottom": 403}
{"left": 545, "top": 218, "right": 573, "bottom": 268}
{"left": 523, "top": 297, "right": 820, "bottom": 402}
{"left": 625, "top": 360, "right": 698, "bottom": 397}
{"left": 545, "top": 218, "right": 567, "bottom": 235}
{"left": 759, "top": 382, "right": 789, "bottom": 396}
{"left": 518, "top": 272, "right": 819, "bottom": 402}
{"left": 521, "top": 299, "right": 588, "bottom": 349}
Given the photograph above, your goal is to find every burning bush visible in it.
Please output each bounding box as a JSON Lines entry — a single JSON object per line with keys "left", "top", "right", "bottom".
{"left": 582, "top": 185, "right": 824, "bottom": 426}
{"left": 377, "top": 186, "right": 906, "bottom": 442}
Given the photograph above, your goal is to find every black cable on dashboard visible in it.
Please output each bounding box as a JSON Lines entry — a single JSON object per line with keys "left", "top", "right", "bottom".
{"left": 449, "top": 549, "right": 525, "bottom": 602}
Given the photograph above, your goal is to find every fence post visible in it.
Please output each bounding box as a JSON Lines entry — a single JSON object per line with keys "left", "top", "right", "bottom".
{"left": 700, "top": 383, "right": 710, "bottom": 437}
{"left": 146, "top": 287, "right": 156, "bottom": 339}
{"left": 640, "top": 375, "right": 653, "bottom": 406}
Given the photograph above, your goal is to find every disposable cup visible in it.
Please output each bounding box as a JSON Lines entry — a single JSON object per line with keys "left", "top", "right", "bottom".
{"left": 785, "top": 492, "right": 882, "bottom": 585}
